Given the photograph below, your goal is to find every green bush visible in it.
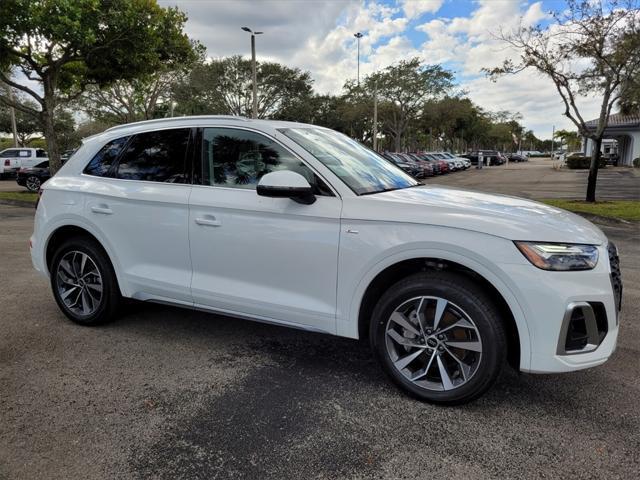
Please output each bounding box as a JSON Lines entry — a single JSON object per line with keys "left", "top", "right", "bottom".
{"left": 633, "top": 157, "right": 640, "bottom": 168}
{"left": 566, "top": 156, "right": 607, "bottom": 169}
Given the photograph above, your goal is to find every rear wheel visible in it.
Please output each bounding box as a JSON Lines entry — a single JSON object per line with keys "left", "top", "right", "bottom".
{"left": 370, "top": 271, "right": 506, "bottom": 405}
{"left": 50, "top": 237, "right": 121, "bottom": 325}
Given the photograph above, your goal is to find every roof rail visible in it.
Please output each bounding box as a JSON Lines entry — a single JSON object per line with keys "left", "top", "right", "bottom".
{"left": 104, "top": 115, "right": 249, "bottom": 133}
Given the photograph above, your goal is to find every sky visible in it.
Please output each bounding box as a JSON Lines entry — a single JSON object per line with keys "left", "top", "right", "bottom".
{"left": 159, "top": 0, "right": 603, "bottom": 139}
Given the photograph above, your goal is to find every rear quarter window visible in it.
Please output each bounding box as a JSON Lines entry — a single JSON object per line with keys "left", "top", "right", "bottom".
{"left": 84, "top": 136, "right": 130, "bottom": 177}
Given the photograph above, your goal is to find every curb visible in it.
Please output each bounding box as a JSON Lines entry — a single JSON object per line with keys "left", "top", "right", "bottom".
{"left": 0, "top": 199, "right": 36, "bottom": 208}
{"left": 573, "top": 212, "right": 635, "bottom": 226}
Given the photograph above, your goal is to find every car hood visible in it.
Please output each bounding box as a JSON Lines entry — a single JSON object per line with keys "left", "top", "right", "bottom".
{"left": 344, "top": 185, "right": 607, "bottom": 244}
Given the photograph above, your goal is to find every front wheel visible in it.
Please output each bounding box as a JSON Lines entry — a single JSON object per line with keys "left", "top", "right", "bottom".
{"left": 370, "top": 271, "right": 507, "bottom": 405}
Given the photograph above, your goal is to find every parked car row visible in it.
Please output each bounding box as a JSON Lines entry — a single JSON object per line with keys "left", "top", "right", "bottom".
{"left": 0, "top": 147, "right": 48, "bottom": 178}
{"left": 1, "top": 148, "right": 76, "bottom": 191}
{"left": 382, "top": 151, "right": 471, "bottom": 179}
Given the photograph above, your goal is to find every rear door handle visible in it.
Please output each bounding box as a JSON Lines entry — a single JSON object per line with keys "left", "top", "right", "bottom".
{"left": 195, "top": 216, "right": 221, "bottom": 227}
{"left": 91, "top": 205, "right": 113, "bottom": 215}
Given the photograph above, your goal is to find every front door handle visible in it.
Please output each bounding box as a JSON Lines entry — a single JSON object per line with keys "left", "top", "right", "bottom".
{"left": 195, "top": 216, "right": 221, "bottom": 227}
{"left": 91, "top": 205, "right": 113, "bottom": 215}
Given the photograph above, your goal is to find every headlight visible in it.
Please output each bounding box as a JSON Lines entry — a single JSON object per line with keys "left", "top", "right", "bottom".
{"left": 514, "top": 241, "right": 599, "bottom": 271}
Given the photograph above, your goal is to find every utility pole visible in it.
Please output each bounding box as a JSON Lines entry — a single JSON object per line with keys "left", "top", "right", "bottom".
{"left": 6, "top": 83, "right": 19, "bottom": 147}
{"left": 242, "top": 27, "right": 264, "bottom": 118}
{"left": 373, "top": 78, "right": 378, "bottom": 151}
{"left": 354, "top": 32, "right": 363, "bottom": 86}
{"left": 10, "top": 106, "right": 18, "bottom": 147}
{"left": 551, "top": 125, "right": 555, "bottom": 159}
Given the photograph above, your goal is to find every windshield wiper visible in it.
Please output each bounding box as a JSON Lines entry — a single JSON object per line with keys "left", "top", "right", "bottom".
{"left": 360, "top": 184, "right": 419, "bottom": 196}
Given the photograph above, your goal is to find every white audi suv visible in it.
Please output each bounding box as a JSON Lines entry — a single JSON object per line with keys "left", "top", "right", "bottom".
{"left": 30, "top": 116, "right": 622, "bottom": 404}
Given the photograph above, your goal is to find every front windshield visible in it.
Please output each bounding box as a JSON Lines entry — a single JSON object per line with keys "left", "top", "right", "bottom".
{"left": 280, "top": 127, "right": 418, "bottom": 195}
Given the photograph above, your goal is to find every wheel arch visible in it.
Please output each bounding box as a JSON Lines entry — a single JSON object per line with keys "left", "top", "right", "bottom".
{"left": 44, "top": 222, "right": 128, "bottom": 297}
{"left": 355, "top": 255, "right": 530, "bottom": 371}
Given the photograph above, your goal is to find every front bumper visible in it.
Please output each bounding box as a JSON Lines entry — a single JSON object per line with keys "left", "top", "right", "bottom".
{"left": 502, "top": 242, "right": 621, "bottom": 373}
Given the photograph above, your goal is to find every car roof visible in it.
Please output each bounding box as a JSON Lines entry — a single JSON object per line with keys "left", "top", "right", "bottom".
{"left": 82, "top": 115, "right": 326, "bottom": 147}
{"left": 103, "top": 115, "right": 315, "bottom": 135}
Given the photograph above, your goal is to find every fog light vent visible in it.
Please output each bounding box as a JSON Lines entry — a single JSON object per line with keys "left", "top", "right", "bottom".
{"left": 557, "top": 302, "right": 607, "bottom": 355}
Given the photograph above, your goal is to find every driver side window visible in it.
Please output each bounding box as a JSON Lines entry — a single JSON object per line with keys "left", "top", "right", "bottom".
{"left": 201, "top": 127, "right": 332, "bottom": 195}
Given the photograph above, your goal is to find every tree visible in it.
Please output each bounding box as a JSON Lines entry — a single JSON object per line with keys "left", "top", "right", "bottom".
{"left": 0, "top": 98, "right": 77, "bottom": 148}
{"left": 0, "top": 0, "right": 194, "bottom": 173}
{"left": 554, "top": 129, "right": 582, "bottom": 151}
{"left": 619, "top": 71, "right": 640, "bottom": 114}
{"left": 173, "top": 56, "right": 314, "bottom": 119}
{"left": 486, "top": 0, "right": 640, "bottom": 201}
{"left": 363, "top": 58, "right": 454, "bottom": 151}
{"left": 0, "top": 99, "right": 40, "bottom": 145}
{"left": 78, "top": 43, "right": 205, "bottom": 124}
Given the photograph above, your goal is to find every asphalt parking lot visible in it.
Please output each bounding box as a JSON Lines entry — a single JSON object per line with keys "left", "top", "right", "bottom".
{"left": 424, "top": 158, "right": 640, "bottom": 200}
{"left": 1, "top": 165, "right": 639, "bottom": 479}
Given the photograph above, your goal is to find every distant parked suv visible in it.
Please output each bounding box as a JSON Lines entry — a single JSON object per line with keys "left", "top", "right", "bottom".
{"left": 0, "top": 147, "right": 48, "bottom": 178}
{"left": 462, "top": 151, "right": 504, "bottom": 166}
{"left": 31, "top": 116, "right": 622, "bottom": 405}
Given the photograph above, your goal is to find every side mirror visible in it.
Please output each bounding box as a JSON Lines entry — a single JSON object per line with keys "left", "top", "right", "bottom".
{"left": 257, "top": 170, "right": 316, "bottom": 205}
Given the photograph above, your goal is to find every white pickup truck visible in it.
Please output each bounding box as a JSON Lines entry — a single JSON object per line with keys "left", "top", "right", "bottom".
{"left": 0, "top": 148, "right": 48, "bottom": 178}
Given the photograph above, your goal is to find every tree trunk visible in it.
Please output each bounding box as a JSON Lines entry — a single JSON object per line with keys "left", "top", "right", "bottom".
{"left": 41, "top": 109, "right": 62, "bottom": 175}
{"left": 394, "top": 133, "right": 402, "bottom": 152}
{"left": 585, "top": 137, "right": 602, "bottom": 202}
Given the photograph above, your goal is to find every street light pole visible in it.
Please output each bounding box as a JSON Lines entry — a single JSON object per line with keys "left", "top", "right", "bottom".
{"left": 373, "top": 78, "right": 378, "bottom": 151}
{"left": 354, "top": 32, "right": 363, "bottom": 86}
{"left": 242, "top": 27, "right": 263, "bottom": 119}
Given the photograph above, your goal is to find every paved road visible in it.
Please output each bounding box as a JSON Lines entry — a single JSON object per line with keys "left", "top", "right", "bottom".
{"left": 423, "top": 158, "right": 640, "bottom": 200}
{"left": 1, "top": 180, "right": 639, "bottom": 479}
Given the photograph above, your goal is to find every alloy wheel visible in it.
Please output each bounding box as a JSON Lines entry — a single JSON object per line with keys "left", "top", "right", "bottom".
{"left": 385, "top": 296, "right": 482, "bottom": 391}
{"left": 26, "top": 176, "right": 41, "bottom": 192}
{"left": 56, "top": 251, "right": 103, "bottom": 317}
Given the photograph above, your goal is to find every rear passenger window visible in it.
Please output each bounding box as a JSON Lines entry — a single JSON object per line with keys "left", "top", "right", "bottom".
{"left": 116, "top": 129, "right": 190, "bottom": 183}
{"left": 84, "top": 136, "right": 130, "bottom": 177}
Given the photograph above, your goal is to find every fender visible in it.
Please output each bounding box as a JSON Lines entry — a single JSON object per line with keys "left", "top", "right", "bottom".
{"left": 339, "top": 245, "right": 533, "bottom": 372}
{"left": 41, "top": 213, "right": 131, "bottom": 298}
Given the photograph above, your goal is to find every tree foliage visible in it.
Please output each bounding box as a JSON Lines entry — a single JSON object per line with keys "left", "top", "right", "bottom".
{"left": 173, "top": 56, "right": 313, "bottom": 119}
{"left": 554, "top": 129, "right": 582, "bottom": 151}
{"left": 361, "top": 59, "right": 454, "bottom": 151}
{"left": 0, "top": 0, "right": 195, "bottom": 172}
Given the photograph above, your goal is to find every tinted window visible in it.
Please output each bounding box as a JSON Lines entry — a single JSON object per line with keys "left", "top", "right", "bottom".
{"left": 84, "top": 136, "right": 130, "bottom": 177}
{"left": 116, "top": 129, "right": 190, "bottom": 183}
{"left": 202, "top": 128, "right": 331, "bottom": 195}
{"left": 36, "top": 150, "right": 47, "bottom": 158}
{"left": 1, "top": 149, "right": 19, "bottom": 157}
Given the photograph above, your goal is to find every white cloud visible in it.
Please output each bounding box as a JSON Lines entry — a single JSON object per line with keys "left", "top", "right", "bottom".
{"left": 414, "top": 1, "right": 593, "bottom": 137}
{"left": 400, "top": 0, "right": 444, "bottom": 19}
{"left": 158, "top": 0, "right": 599, "bottom": 138}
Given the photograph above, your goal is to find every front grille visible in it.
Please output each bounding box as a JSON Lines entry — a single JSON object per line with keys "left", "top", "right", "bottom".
{"left": 608, "top": 242, "right": 623, "bottom": 315}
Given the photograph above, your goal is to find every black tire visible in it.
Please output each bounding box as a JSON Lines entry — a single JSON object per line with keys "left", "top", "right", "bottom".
{"left": 25, "top": 175, "right": 41, "bottom": 192}
{"left": 50, "top": 236, "right": 121, "bottom": 326}
{"left": 370, "top": 271, "right": 507, "bottom": 405}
